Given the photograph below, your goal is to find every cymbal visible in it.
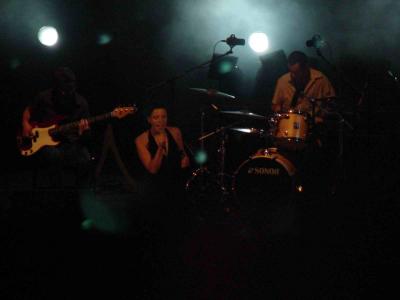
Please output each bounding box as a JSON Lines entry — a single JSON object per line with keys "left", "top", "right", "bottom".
{"left": 189, "top": 88, "right": 236, "bottom": 99}
{"left": 219, "top": 110, "right": 265, "bottom": 120}
{"left": 230, "top": 127, "right": 264, "bottom": 134}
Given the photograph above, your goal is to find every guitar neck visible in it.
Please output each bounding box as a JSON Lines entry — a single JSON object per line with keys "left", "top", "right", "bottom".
{"left": 52, "top": 112, "right": 113, "bottom": 134}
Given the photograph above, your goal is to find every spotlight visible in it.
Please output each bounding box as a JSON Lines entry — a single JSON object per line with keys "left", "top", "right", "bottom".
{"left": 249, "top": 32, "right": 269, "bottom": 54}
{"left": 38, "top": 26, "right": 59, "bottom": 47}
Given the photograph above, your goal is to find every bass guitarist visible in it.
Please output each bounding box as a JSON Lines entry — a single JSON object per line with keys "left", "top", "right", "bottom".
{"left": 21, "top": 66, "right": 92, "bottom": 190}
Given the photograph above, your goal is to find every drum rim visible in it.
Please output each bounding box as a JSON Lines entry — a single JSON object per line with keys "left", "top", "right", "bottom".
{"left": 274, "top": 137, "right": 307, "bottom": 143}
{"left": 232, "top": 154, "right": 296, "bottom": 181}
{"left": 282, "top": 109, "right": 308, "bottom": 115}
{"left": 185, "top": 167, "right": 211, "bottom": 191}
{"left": 231, "top": 154, "right": 296, "bottom": 196}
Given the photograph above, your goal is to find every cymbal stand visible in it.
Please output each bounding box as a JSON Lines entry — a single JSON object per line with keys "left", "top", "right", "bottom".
{"left": 309, "top": 97, "right": 317, "bottom": 131}
{"left": 199, "top": 105, "right": 206, "bottom": 169}
{"left": 266, "top": 113, "right": 279, "bottom": 148}
{"left": 216, "top": 126, "right": 230, "bottom": 201}
{"left": 187, "top": 104, "right": 214, "bottom": 196}
{"left": 319, "top": 108, "right": 353, "bottom": 196}
{"left": 198, "top": 120, "right": 242, "bottom": 202}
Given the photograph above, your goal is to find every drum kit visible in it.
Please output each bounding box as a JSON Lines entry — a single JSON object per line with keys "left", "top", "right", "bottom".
{"left": 185, "top": 88, "right": 340, "bottom": 219}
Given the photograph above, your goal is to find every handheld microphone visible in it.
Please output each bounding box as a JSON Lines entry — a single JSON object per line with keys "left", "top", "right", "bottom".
{"left": 223, "top": 34, "right": 245, "bottom": 47}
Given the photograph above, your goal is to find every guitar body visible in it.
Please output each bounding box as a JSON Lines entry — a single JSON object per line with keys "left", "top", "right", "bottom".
{"left": 19, "top": 124, "right": 60, "bottom": 156}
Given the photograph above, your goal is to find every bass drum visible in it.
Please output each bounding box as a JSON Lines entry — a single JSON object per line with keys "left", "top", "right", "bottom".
{"left": 232, "top": 150, "right": 297, "bottom": 231}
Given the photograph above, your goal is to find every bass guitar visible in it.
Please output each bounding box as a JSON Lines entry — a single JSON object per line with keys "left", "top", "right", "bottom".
{"left": 17, "top": 106, "right": 137, "bottom": 156}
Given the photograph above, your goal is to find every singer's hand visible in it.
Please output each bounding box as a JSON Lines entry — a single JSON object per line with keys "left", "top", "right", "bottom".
{"left": 157, "top": 132, "right": 168, "bottom": 154}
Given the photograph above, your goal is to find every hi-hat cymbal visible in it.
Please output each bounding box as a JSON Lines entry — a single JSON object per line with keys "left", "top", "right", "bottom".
{"left": 189, "top": 88, "right": 236, "bottom": 100}
{"left": 219, "top": 110, "right": 265, "bottom": 120}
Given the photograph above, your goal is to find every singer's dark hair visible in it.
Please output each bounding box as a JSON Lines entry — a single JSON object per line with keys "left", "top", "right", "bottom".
{"left": 288, "top": 51, "right": 308, "bottom": 67}
{"left": 144, "top": 101, "right": 168, "bottom": 117}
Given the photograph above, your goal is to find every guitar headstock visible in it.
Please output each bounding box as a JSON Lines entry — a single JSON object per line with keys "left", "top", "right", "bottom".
{"left": 111, "top": 105, "right": 137, "bottom": 119}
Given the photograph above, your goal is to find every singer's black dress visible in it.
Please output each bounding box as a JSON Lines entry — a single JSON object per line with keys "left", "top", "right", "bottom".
{"left": 147, "top": 128, "right": 182, "bottom": 187}
{"left": 141, "top": 128, "right": 187, "bottom": 228}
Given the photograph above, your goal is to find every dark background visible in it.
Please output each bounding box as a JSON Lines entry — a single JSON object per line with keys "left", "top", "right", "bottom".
{"left": 1, "top": 1, "right": 400, "bottom": 297}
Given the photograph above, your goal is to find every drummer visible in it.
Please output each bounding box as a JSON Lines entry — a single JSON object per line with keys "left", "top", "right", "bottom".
{"left": 271, "top": 51, "right": 335, "bottom": 124}
{"left": 271, "top": 50, "right": 337, "bottom": 194}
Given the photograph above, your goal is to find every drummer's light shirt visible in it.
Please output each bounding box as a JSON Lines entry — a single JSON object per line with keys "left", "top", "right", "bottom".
{"left": 272, "top": 68, "right": 336, "bottom": 115}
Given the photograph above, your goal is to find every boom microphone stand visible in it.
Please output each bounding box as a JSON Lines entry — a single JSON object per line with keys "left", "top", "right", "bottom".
{"left": 146, "top": 47, "right": 236, "bottom": 113}
{"left": 313, "top": 46, "right": 363, "bottom": 128}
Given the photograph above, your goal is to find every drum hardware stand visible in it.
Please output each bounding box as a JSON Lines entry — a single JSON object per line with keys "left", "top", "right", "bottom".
{"left": 199, "top": 104, "right": 207, "bottom": 169}
{"left": 189, "top": 103, "right": 218, "bottom": 192}
{"left": 309, "top": 97, "right": 318, "bottom": 132}
{"left": 303, "top": 96, "right": 353, "bottom": 195}
{"left": 198, "top": 120, "right": 242, "bottom": 204}
{"left": 266, "top": 113, "right": 276, "bottom": 146}
{"left": 320, "top": 108, "right": 353, "bottom": 196}
{"left": 184, "top": 103, "right": 215, "bottom": 197}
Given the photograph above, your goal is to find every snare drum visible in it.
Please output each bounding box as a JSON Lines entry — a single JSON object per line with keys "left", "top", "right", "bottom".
{"left": 273, "top": 110, "right": 308, "bottom": 150}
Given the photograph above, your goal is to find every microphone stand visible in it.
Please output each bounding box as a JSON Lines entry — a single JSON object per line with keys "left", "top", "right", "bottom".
{"left": 146, "top": 47, "right": 235, "bottom": 113}
{"left": 314, "top": 47, "right": 362, "bottom": 128}
{"left": 315, "top": 49, "right": 361, "bottom": 96}
{"left": 146, "top": 45, "right": 236, "bottom": 167}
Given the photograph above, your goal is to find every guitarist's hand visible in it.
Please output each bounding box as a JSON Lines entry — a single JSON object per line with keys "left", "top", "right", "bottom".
{"left": 22, "top": 122, "right": 33, "bottom": 137}
{"left": 78, "top": 119, "right": 90, "bottom": 135}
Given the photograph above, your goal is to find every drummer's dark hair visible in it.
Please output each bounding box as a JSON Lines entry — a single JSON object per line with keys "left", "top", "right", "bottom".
{"left": 288, "top": 51, "right": 308, "bottom": 67}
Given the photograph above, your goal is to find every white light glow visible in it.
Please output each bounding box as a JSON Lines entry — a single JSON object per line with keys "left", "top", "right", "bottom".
{"left": 38, "top": 26, "right": 59, "bottom": 47}
{"left": 249, "top": 32, "right": 269, "bottom": 53}
{"left": 98, "top": 33, "right": 112, "bottom": 45}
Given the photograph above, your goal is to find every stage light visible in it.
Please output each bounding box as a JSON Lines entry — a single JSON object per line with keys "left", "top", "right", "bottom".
{"left": 38, "top": 26, "right": 59, "bottom": 47}
{"left": 249, "top": 32, "right": 269, "bottom": 53}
